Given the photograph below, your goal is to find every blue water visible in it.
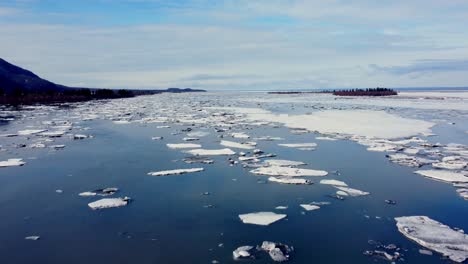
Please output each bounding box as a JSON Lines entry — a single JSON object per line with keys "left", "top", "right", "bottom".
{"left": 0, "top": 97, "right": 467, "bottom": 264}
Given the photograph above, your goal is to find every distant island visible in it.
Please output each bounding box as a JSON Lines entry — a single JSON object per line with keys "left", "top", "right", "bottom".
{"left": 269, "top": 88, "right": 398, "bottom": 96}
{"left": 0, "top": 58, "right": 205, "bottom": 105}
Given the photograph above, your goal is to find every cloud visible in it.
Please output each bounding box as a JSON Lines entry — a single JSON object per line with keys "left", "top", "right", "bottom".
{"left": 0, "top": 1, "right": 468, "bottom": 89}
{"left": 370, "top": 59, "right": 468, "bottom": 75}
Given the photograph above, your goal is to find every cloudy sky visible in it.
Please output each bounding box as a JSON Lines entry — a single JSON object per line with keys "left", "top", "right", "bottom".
{"left": 1, "top": 0, "right": 467, "bottom": 90}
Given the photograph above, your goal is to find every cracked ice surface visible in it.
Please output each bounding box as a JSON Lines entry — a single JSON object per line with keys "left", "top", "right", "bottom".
{"left": 395, "top": 216, "right": 468, "bottom": 263}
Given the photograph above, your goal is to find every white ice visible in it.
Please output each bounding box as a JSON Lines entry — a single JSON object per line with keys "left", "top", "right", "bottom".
{"left": 148, "top": 168, "right": 204, "bottom": 176}
{"left": 239, "top": 212, "right": 287, "bottom": 226}
{"left": 395, "top": 216, "right": 468, "bottom": 263}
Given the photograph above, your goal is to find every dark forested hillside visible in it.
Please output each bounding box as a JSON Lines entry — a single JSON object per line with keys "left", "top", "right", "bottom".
{"left": 0, "top": 58, "right": 205, "bottom": 105}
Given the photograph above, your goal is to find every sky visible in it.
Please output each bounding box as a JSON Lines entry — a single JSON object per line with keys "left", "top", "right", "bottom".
{"left": 1, "top": 0, "right": 468, "bottom": 90}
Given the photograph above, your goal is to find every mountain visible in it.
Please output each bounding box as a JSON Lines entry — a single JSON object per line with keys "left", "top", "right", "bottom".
{"left": 0, "top": 58, "right": 205, "bottom": 105}
{"left": 0, "top": 58, "right": 67, "bottom": 95}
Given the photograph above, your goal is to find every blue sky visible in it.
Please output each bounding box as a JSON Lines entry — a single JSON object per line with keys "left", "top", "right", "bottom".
{"left": 1, "top": 0, "right": 468, "bottom": 90}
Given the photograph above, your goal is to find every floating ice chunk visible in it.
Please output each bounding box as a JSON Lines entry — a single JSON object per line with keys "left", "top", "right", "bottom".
{"left": 220, "top": 140, "right": 254, "bottom": 150}
{"left": 185, "top": 148, "right": 235, "bottom": 156}
{"left": 264, "top": 159, "right": 306, "bottom": 167}
{"left": 316, "top": 136, "right": 338, "bottom": 141}
{"left": 251, "top": 166, "right": 327, "bottom": 177}
{"left": 300, "top": 204, "right": 320, "bottom": 211}
{"left": 187, "top": 131, "right": 209, "bottom": 137}
{"left": 275, "top": 206, "right": 288, "bottom": 210}
{"left": 336, "top": 190, "right": 348, "bottom": 196}
{"left": 182, "top": 137, "right": 199, "bottom": 141}
{"left": 79, "top": 187, "right": 118, "bottom": 197}
{"left": 415, "top": 170, "right": 468, "bottom": 183}
{"left": 233, "top": 246, "right": 254, "bottom": 259}
{"left": 387, "top": 153, "right": 436, "bottom": 167}
{"left": 395, "top": 216, "right": 468, "bottom": 263}
{"left": 148, "top": 168, "right": 204, "bottom": 176}
{"left": 151, "top": 136, "right": 163, "bottom": 140}
{"left": 0, "top": 158, "right": 25, "bottom": 167}
{"left": 231, "top": 132, "right": 250, "bottom": 139}
{"left": 320, "top": 179, "right": 348, "bottom": 187}
{"left": 25, "top": 236, "right": 40, "bottom": 241}
{"left": 113, "top": 120, "right": 130, "bottom": 124}
{"left": 239, "top": 153, "right": 275, "bottom": 161}
{"left": 239, "top": 212, "right": 287, "bottom": 226}
{"left": 260, "top": 241, "right": 293, "bottom": 262}
{"left": 335, "top": 186, "right": 370, "bottom": 196}
{"left": 18, "top": 129, "right": 47, "bottom": 136}
{"left": 457, "top": 189, "right": 468, "bottom": 200}
{"left": 88, "top": 197, "right": 130, "bottom": 210}
{"left": 40, "top": 131, "right": 65, "bottom": 137}
{"left": 73, "top": 134, "right": 88, "bottom": 140}
{"left": 268, "top": 177, "right": 312, "bottom": 185}
{"left": 166, "top": 143, "right": 201, "bottom": 149}
{"left": 432, "top": 157, "right": 467, "bottom": 170}
{"left": 278, "top": 143, "right": 317, "bottom": 150}
{"left": 255, "top": 136, "right": 283, "bottom": 141}
{"left": 157, "top": 125, "right": 170, "bottom": 128}
{"left": 367, "top": 143, "right": 402, "bottom": 152}
{"left": 50, "top": 144, "right": 65, "bottom": 149}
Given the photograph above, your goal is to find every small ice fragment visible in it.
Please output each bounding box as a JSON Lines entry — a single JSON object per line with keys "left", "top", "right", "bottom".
{"left": 335, "top": 186, "right": 369, "bottom": 196}
{"left": 220, "top": 140, "right": 254, "bottom": 150}
{"left": 88, "top": 197, "right": 130, "bottom": 210}
{"left": 268, "top": 177, "right": 312, "bottom": 185}
{"left": 182, "top": 137, "right": 199, "bottom": 141}
{"left": 25, "top": 236, "right": 40, "bottom": 241}
{"left": 147, "top": 168, "right": 204, "bottom": 176}
{"left": 185, "top": 148, "right": 235, "bottom": 156}
{"left": 151, "top": 136, "right": 163, "bottom": 140}
{"left": 260, "top": 241, "right": 293, "bottom": 262}
{"left": 40, "top": 131, "right": 66, "bottom": 137}
{"left": 300, "top": 204, "right": 320, "bottom": 211}
{"left": 18, "top": 129, "right": 47, "bottom": 136}
{"left": 419, "top": 249, "right": 433, "bottom": 255}
{"left": 166, "top": 143, "right": 201, "bottom": 149}
{"left": 231, "top": 132, "right": 250, "bottom": 139}
{"left": 0, "top": 158, "right": 26, "bottom": 167}
{"left": 251, "top": 166, "right": 327, "bottom": 177}
{"left": 275, "top": 206, "right": 288, "bottom": 210}
{"left": 239, "top": 212, "right": 287, "bottom": 226}
{"left": 264, "top": 159, "right": 306, "bottom": 167}
{"left": 233, "top": 245, "right": 254, "bottom": 259}
{"left": 279, "top": 143, "right": 317, "bottom": 149}
{"left": 320, "top": 179, "right": 348, "bottom": 187}
{"left": 73, "top": 134, "right": 88, "bottom": 140}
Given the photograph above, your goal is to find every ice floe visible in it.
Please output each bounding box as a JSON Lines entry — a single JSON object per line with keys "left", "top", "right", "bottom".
{"left": 220, "top": 140, "right": 254, "bottom": 150}
{"left": 239, "top": 212, "right": 287, "bottom": 226}
{"left": 88, "top": 197, "right": 131, "bottom": 210}
{"left": 414, "top": 170, "right": 468, "bottom": 183}
{"left": 185, "top": 148, "right": 235, "bottom": 156}
{"left": 79, "top": 187, "right": 118, "bottom": 197}
{"left": 335, "top": 186, "right": 370, "bottom": 196}
{"left": 260, "top": 241, "right": 293, "bottom": 262}
{"left": 233, "top": 245, "right": 254, "bottom": 259}
{"left": 263, "top": 159, "right": 306, "bottom": 167}
{"left": 148, "top": 168, "right": 204, "bottom": 176}
{"left": 395, "top": 216, "right": 468, "bottom": 262}
{"left": 300, "top": 204, "right": 320, "bottom": 211}
{"left": 278, "top": 143, "right": 317, "bottom": 150}
{"left": 319, "top": 179, "right": 348, "bottom": 187}
{"left": 166, "top": 143, "right": 201, "bottom": 149}
{"left": 0, "top": 158, "right": 26, "bottom": 167}
{"left": 231, "top": 132, "right": 250, "bottom": 139}
{"left": 251, "top": 166, "right": 327, "bottom": 177}
{"left": 268, "top": 177, "right": 312, "bottom": 185}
